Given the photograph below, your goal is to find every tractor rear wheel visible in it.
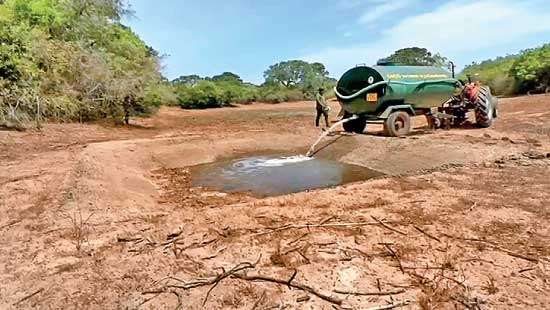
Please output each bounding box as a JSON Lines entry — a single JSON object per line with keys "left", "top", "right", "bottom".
{"left": 342, "top": 112, "right": 367, "bottom": 134}
{"left": 384, "top": 111, "right": 411, "bottom": 137}
{"left": 475, "top": 86, "right": 495, "bottom": 128}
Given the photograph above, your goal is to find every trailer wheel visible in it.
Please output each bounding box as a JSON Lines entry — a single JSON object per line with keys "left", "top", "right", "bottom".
{"left": 384, "top": 111, "right": 411, "bottom": 137}
{"left": 475, "top": 86, "right": 494, "bottom": 128}
{"left": 342, "top": 113, "right": 367, "bottom": 134}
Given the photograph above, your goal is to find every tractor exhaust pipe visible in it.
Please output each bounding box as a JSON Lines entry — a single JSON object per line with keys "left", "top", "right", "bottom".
{"left": 449, "top": 61, "right": 456, "bottom": 78}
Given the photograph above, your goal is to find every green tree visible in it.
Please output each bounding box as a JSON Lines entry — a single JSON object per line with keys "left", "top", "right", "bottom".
{"left": 211, "top": 72, "right": 242, "bottom": 83}
{"left": 380, "top": 47, "right": 448, "bottom": 67}
{"left": 177, "top": 80, "right": 222, "bottom": 109}
{"left": 264, "top": 60, "right": 328, "bottom": 88}
{"left": 510, "top": 43, "right": 550, "bottom": 93}
{"left": 172, "top": 75, "right": 202, "bottom": 86}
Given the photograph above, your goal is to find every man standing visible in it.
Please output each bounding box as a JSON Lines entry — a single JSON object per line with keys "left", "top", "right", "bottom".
{"left": 315, "top": 88, "right": 330, "bottom": 129}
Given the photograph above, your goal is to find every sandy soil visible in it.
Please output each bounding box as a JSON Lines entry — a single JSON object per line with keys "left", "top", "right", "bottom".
{"left": 1, "top": 95, "right": 549, "bottom": 309}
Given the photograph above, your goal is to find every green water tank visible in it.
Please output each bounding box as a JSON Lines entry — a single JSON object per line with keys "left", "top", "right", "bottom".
{"left": 335, "top": 65, "right": 460, "bottom": 116}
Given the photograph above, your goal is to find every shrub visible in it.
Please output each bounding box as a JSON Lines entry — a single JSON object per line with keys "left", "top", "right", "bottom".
{"left": 144, "top": 83, "right": 179, "bottom": 107}
{"left": 0, "top": 0, "right": 165, "bottom": 128}
{"left": 177, "top": 81, "right": 223, "bottom": 109}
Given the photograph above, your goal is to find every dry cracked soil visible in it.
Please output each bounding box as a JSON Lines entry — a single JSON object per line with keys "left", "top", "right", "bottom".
{"left": 1, "top": 95, "right": 550, "bottom": 309}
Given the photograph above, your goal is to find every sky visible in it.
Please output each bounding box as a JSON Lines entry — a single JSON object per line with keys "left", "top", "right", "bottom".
{"left": 125, "top": 0, "right": 550, "bottom": 84}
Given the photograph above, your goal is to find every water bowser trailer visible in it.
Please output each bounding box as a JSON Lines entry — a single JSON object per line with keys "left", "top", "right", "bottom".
{"left": 334, "top": 62, "right": 499, "bottom": 136}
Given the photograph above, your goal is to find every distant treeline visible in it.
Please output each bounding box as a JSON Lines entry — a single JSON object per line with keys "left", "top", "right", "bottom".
{"left": 172, "top": 60, "right": 337, "bottom": 109}
{"left": 460, "top": 44, "right": 549, "bottom": 96}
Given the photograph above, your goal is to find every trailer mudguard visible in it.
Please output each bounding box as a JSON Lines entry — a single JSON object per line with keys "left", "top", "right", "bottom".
{"left": 378, "top": 105, "right": 416, "bottom": 119}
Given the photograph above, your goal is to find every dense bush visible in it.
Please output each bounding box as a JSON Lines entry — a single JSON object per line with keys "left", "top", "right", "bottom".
{"left": 174, "top": 80, "right": 336, "bottom": 108}
{"left": 0, "top": 0, "right": 170, "bottom": 128}
{"left": 173, "top": 64, "right": 336, "bottom": 109}
{"left": 460, "top": 44, "right": 549, "bottom": 96}
{"left": 460, "top": 55, "right": 519, "bottom": 96}
{"left": 176, "top": 81, "right": 223, "bottom": 109}
{"left": 510, "top": 44, "right": 550, "bottom": 94}
{"left": 256, "top": 85, "right": 306, "bottom": 103}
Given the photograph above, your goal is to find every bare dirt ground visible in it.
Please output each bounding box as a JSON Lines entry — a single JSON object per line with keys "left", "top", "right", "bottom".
{"left": 1, "top": 95, "right": 549, "bottom": 309}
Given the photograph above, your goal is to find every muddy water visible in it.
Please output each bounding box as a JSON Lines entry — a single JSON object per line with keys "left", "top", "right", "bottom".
{"left": 190, "top": 155, "right": 383, "bottom": 197}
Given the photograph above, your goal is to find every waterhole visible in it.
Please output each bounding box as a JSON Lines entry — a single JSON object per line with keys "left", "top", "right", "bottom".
{"left": 190, "top": 155, "right": 383, "bottom": 197}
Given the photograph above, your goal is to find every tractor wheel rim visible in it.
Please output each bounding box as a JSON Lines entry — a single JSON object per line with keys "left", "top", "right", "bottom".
{"left": 395, "top": 119, "right": 404, "bottom": 131}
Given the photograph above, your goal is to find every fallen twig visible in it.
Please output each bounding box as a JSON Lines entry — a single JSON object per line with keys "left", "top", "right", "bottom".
{"left": 391, "top": 265, "right": 454, "bottom": 271}
{"left": 253, "top": 221, "right": 401, "bottom": 237}
{"left": 440, "top": 275, "right": 467, "bottom": 289}
{"left": 13, "top": 288, "right": 44, "bottom": 306}
{"left": 234, "top": 273, "right": 342, "bottom": 305}
{"left": 1, "top": 173, "right": 40, "bottom": 186}
{"left": 201, "top": 246, "right": 226, "bottom": 260}
{"left": 371, "top": 216, "right": 407, "bottom": 236}
{"left": 383, "top": 244, "right": 404, "bottom": 274}
{"left": 442, "top": 234, "right": 539, "bottom": 262}
{"left": 366, "top": 300, "right": 411, "bottom": 310}
{"left": 334, "top": 289, "right": 405, "bottom": 296}
{"left": 297, "top": 249, "right": 311, "bottom": 264}
{"left": 287, "top": 233, "right": 309, "bottom": 246}
{"left": 163, "top": 237, "right": 218, "bottom": 250}
{"left": 412, "top": 225, "right": 441, "bottom": 242}
{"left": 282, "top": 245, "right": 305, "bottom": 255}
{"left": 138, "top": 291, "right": 163, "bottom": 308}
{"left": 343, "top": 246, "right": 372, "bottom": 259}
{"left": 150, "top": 256, "right": 342, "bottom": 306}
{"left": 297, "top": 295, "right": 310, "bottom": 302}
{"left": 496, "top": 247, "right": 539, "bottom": 262}
{"left": 163, "top": 258, "right": 260, "bottom": 306}
{"left": 117, "top": 236, "right": 143, "bottom": 243}
{"left": 460, "top": 257, "right": 503, "bottom": 267}
{"left": 319, "top": 216, "right": 336, "bottom": 225}
{"left": 0, "top": 219, "right": 21, "bottom": 231}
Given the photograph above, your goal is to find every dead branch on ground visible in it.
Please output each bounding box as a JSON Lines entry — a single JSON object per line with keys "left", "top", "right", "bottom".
{"left": 163, "top": 236, "right": 218, "bottom": 249}
{"left": 254, "top": 220, "right": 402, "bottom": 237}
{"left": 334, "top": 289, "right": 405, "bottom": 296}
{"left": 13, "top": 288, "right": 44, "bottom": 306}
{"left": 162, "top": 258, "right": 259, "bottom": 306}
{"left": 319, "top": 216, "right": 336, "bottom": 225}
{"left": 390, "top": 265, "right": 456, "bottom": 271}
{"left": 148, "top": 256, "right": 343, "bottom": 306}
{"left": 442, "top": 234, "right": 539, "bottom": 262}
{"left": 412, "top": 225, "right": 441, "bottom": 242}
{"left": 365, "top": 299, "right": 411, "bottom": 310}
{"left": 0, "top": 219, "right": 21, "bottom": 231}
{"left": 371, "top": 216, "right": 407, "bottom": 235}
{"left": 383, "top": 244, "right": 404, "bottom": 274}
{"left": 233, "top": 273, "right": 342, "bottom": 305}
{"left": 287, "top": 233, "right": 309, "bottom": 245}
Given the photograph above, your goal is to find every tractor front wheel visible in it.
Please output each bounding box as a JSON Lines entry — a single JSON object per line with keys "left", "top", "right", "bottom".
{"left": 384, "top": 111, "right": 411, "bottom": 137}
{"left": 342, "top": 113, "right": 367, "bottom": 134}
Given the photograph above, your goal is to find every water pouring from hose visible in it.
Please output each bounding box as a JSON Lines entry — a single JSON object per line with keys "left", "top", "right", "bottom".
{"left": 306, "top": 115, "right": 358, "bottom": 157}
